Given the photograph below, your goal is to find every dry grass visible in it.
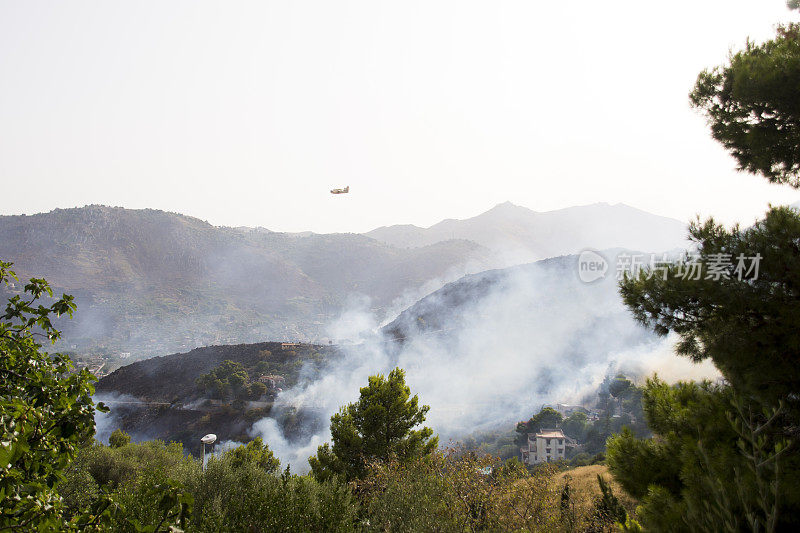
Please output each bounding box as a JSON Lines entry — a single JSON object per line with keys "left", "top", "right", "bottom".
{"left": 501, "top": 464, "right": 638, "bottom": 530}
{"left": 554, "top": 464, "right": 637, "bottom": 516}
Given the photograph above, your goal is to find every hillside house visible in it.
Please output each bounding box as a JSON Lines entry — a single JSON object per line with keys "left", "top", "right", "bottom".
{"left": 520, "top": 429, "right": 567, "bottom": 465}
{"left": 258, "top": 374, "right": 285, "bottom": 391}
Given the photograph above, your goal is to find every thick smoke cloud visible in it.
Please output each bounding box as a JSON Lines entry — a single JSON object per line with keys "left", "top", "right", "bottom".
{"left": 93, "top": 392, "right": 143, "bottom": 444}
{"left": 248, "top": 253, "right": 719, "bottom": 471}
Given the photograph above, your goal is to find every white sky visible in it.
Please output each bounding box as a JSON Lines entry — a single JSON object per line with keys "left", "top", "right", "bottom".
{"left": 1, "top": 1, "right": 799, "bottom": 233}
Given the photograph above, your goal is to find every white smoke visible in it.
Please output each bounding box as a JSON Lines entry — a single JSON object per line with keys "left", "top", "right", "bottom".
{"left": 93, "top": 392, "right": 143, "bottom": 444}
{"left": 248, "top": 252, "right": 720, "bottom": 471}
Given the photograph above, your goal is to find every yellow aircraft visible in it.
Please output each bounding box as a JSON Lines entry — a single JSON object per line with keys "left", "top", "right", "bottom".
{"left": 330, "top": 186, "right": 350, "bottom": 194}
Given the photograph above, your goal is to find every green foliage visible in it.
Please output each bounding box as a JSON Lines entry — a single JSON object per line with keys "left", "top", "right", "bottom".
{"left": 309, "top": 368, "right": 438, "bottom": 482}
{"left": 195, "top": 359, "right": 250, "bottom": 400}
{"left": 562, "top": 411, "right": 589, "bottom": 442}
{"left": 109, "top": 429, "right": 132, "bottom": 448}
{"left": 68, "top": 440, "right": 187, "bottom": 494}
{"left": 111, "top": 474, "right": 194, "bottom": 533}
{"left": 606, "top": 427, "right": 679, "bottom": 500}
{"left": 608, "top": 374, "right": 633, "bottom": 399}
{"left": 613, "top": 19, "right": 800, "bottom": 527}
{"left": 568, "top": 453, "right": 593, "bottom": 468}
{"left": 589, "top": 475, "right": 627, "bottom": 531}
{"left": 620, "top": 207, "right": 800, "bottom": 418}
{"left": 249, "top": 380, "right": 268, "bottom": 399}
{"left": 176, "top": 450, "right": 357, "bottom": 532}
{"left": 490, "top": 379, "right": 649, "bottom": 461}
{"left": 63, "top": 435, "right": 356, "bottom": 531}
{"left": 0, "top": 262, "right": 193, "bottom": 531}
{"left": 227, "top": 436, "right": 280, "bottom": 474}
{"left": 607, "top": 378, "right": 800, "bottom": 531}
{"left": 515, "top": 407, "right": 564, "bottom": 446}
{"left": 690, "top": 23, "right": 800, "bottom": 186}
{"left": 0, "top": 260, "right": 103, "bottom": 529}
{"left": 459, "top": 428, "right": 520, "bottom": 460}
{"left": 359, "top": 449, "right": 560, "bottom": 532}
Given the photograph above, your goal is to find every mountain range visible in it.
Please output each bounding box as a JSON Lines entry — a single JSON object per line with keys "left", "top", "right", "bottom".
{"left": 94, "top": 250, "right": 662, "bottom": 454}
{"left": 0, "top": 202, "right": 687, "bottom": 357}
{"left": 366, "top": 201, "right": 688, "bottom": 261}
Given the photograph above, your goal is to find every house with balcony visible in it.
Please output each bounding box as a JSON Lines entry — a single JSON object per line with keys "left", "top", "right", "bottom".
{"left": 520, "top": 429, "right": 567, "bottom": 465}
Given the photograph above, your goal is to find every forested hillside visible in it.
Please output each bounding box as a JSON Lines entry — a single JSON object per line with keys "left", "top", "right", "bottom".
{"left": 0, "top": 205, "right": 490, "bottom": 356}
{"left": 95, "top": 341, "right": 341, "bottom": 452}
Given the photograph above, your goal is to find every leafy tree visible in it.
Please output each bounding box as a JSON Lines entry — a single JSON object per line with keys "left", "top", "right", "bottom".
{"left": 181, "top": 446, "right": 357, "bottom": 531}
{"left": 227, "top": 437, "right": 280, "bottom": 474}
{"left": 195, "top": 359, "right": 250, "bottom": 400}
{"left": 614, "top": 7, "right": 800, "bottom": 529}
{"left": 607, "top": 378, "right": 799, "bottom": 531}
{"left": 249, "top": 381, "right": 268, "bottom": 399}
{"left": 608, "top": 374, "right": 635, "bottom": 418}
{"left": 309, "top": 368, "right": 438, "bottom": 482}
{"left": 0, "top": 260, "right": 103, "bottom": 529}
{"left": 109, "top": 429, "right": 132, "bottom": 449}
{"left": 1, "top": 263, "right": 195, "bottom": 531}
{"left": 620, "top": 208, "right": 800, "bottom": 418}
{"left": 690, "top": 21, "right": 800, "bottom": 186}
{"left": 514, "top": 407, "right": 564, "bottom": 446}
{"left": 561, "top": 411, "right": 589, "bottom": 442}
{"left": 622, "top": 3, "right": 800, "bottom": 421}
{"left": 608, "top": 374, "right": 633, "bottom": 400}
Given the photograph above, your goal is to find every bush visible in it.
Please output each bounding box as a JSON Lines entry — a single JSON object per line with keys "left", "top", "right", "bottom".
{"left": 176, "top": 454, "right": 357, "bottom": 532}
{"left": 109, "top": 429, "right": 131, "bottom": 448}
{"left": 360, "top": 448, "right": 560, "bottom": 532}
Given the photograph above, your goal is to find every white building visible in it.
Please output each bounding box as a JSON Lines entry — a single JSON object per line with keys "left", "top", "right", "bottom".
{"left": 520, "top": 429, "right": 567, "bottom": 464}
{"left": 258, "top": 374, "right": 285, "bottom": 391}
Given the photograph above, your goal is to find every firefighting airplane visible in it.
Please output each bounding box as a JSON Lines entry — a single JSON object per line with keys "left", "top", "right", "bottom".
{"left": 330, "top": 186, "right": 349, "bottom": 194}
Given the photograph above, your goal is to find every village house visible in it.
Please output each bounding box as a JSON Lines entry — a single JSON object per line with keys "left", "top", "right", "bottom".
{"left": 520, "top": 429, "right": 568, "bottom": 465}
{"left": 258, "top": 374, "right": 286, "bottom": 391}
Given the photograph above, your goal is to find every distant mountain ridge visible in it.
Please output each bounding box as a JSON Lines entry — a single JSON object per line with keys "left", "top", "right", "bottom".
{"left": 1, "top": 202, "right": 688, "bottom": 358}
{"left": 0, "top": 205, "right": 490, "bottom": 356}
{"left": 366, "top": 202, "right": 688, "bottom": 261}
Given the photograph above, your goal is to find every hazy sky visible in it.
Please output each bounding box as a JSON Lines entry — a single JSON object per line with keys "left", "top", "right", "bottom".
{"left": 1, "top": 1, "right": 799, "bottom": 233}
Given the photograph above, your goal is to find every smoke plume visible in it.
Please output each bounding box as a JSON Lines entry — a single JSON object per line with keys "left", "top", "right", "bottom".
{"left": 247, "top": 252, "right": 719, "bottom": 471}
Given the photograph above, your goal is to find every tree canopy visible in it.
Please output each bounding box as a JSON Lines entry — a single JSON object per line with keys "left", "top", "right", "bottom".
{"left": 620, "top": 207, "right": 800, "bottom": 416}
{"left": 0, "top": 260, "right": 102, "bottom": 529}
{"left": 309, "top": 367, "right": 438, "bottom": 482}
{"left": 514, "top": 407, "right": 564, "bottom": 446}
{"left": 607, "top": 377, "right": 798, "bottom": 531}
{"left": 614, "top": 5, "right": 800, "bottom": 529}
{"left": 691, "top": 22, "right": 800, "bottom": 186}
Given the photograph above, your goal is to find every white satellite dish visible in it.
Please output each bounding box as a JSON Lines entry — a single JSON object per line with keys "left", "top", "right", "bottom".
{"left": 200, "top": 433, "right": 217, "bottom": 472}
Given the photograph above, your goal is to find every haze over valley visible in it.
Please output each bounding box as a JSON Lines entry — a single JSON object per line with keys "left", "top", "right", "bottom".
{"left": 5, "top": 2, "right": 800, "bottom": 529}
{"left": 0, "top": 201, "right": 687, "bottom": 359}
{"left": 0, "top": 198, "right": 722, "bottom": 469}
